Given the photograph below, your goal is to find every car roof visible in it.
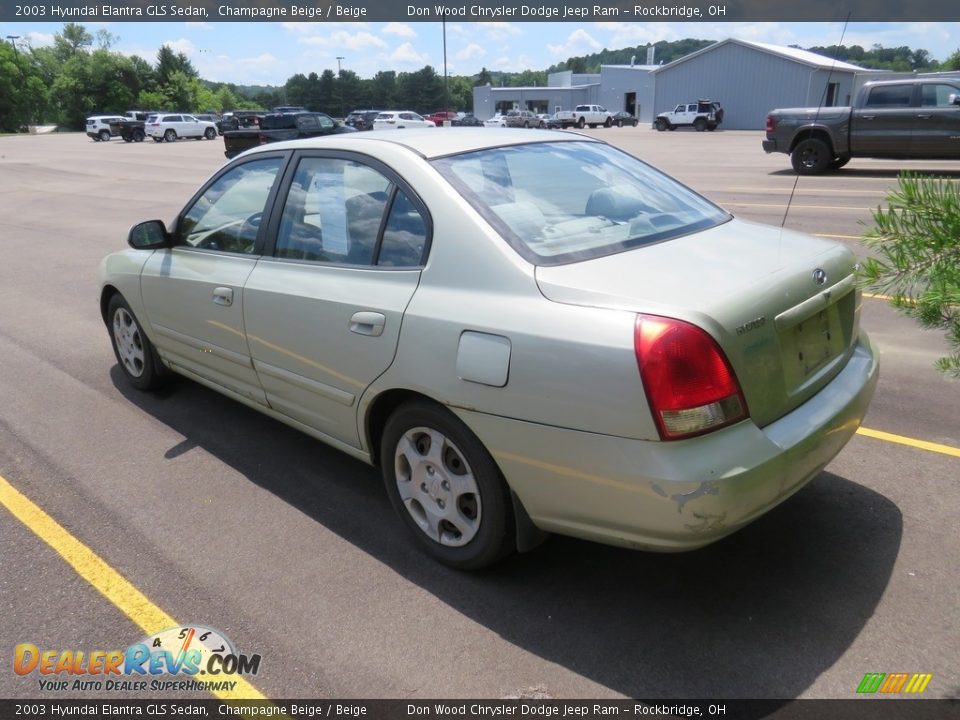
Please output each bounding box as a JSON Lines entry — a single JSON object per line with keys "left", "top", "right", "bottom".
{"left": 252, "top": 127, "right": 599, "bottom": 160}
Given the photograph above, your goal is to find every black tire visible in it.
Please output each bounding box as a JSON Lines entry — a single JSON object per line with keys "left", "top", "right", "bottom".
{"left": 133, "top": 129, "right": 145, "bottom": 142}
{"left": 99, "top": 130, "right": 111, "bottom": 142}
{"left": 604, "top": 117, "right": 612, "bottom": 128}
{"left": 655, "top": 118, "right": 668, "bottom": 131}
{"left": 381, "top": 400, "right": 515, "bottom": 569}
{"left": 92, "top": 135, "right": 101, "bottom": 142}
{"left": 577, "top": 117, "right": 585, "bottom": 129}
{"left": 791, "top": 137, "right": 832, "bottom": 175}
{"left": 122, "top": 134, "right": 133, "bottom": 143}
{"left": 829, "top": 155, "right": 851, "bottom": 171}
{"left": 693, "top": 118, "right": 707, "bottom": 132}
{"left": 616, "top": 119, "right": 623, "bottom": 128}
{"left": 204, "top": 127, "right": 217, "bottom": 140}
{"left": 163, "top": 129, "right": 177, "bottom": 143}
{"left": 106, "top": 294, "right": 166, "bottom": 392}
{"left": 523, "top": 121, "right": 529, "bottom": 129}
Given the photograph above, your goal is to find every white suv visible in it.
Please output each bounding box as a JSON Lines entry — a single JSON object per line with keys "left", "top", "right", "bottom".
{"left": 372, "top": 111, "right": 435, "bottom": 130}
{"left": 86, "top": 116, "right": 125, "bottom": 142}
{"left": 145, "top": 113, "right": 219, "bottom": 142}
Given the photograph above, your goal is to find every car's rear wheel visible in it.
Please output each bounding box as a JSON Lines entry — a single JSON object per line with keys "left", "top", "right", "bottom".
{"left": 163, "top": 129, "right": 177, "bottom": 142}
{"left": 98, "top": 130, "right": 111, "bottom": 141}
{"left": 693, "top": 118, "right": 707, "bottom": 132}
{"left": 791, "top": 138, "right": 832, "bottom": 175}
{"left": 604, "top": 117, "right": 612, "bottom": 128}
{"left": 655, "top": 118, "right": 668, "bottom": 131}
{"left": 133, "top": 129, "right": 145, "bottom": 142}
{"left": 107, "top": 294, "right": 165, "bottom": 392}
{"left": 204, "top": 127, "right": 216, "bottom": 140}
{"left": 381, "top": 401, "right": 514, "bottom": 569}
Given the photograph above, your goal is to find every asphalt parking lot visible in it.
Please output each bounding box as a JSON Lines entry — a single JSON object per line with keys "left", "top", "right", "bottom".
{"left": 0, "top": 128, "right": 957, "bottom": 702}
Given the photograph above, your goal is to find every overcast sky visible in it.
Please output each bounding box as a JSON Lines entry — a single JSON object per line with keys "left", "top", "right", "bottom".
{"left": 2, "top": 22, "right": 957, "bottom": 85}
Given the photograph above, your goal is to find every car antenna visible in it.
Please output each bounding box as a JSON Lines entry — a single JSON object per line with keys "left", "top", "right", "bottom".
{"left": 781, "top": 12, "right": 852, "bottom": 229}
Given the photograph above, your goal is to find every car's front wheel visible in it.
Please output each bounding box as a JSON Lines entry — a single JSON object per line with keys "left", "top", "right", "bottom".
{"left": 163, "top": 129, "right": 177, "bottom": 142}
{"left": 107, "top": 294, "right": 165, "bottom": 391}
{"left": 99, "top": 130, "right": 111, "bottom": 141}
{"left": 204, "top": 127, "right": 216, "bottom": 140}
{"left": 381, "top": 401, "right": 514, "bottom": 569}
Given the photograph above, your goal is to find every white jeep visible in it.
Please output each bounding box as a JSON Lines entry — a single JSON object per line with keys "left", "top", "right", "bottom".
{"left": 655, "top": 100, "right": 724, "bottom": 132}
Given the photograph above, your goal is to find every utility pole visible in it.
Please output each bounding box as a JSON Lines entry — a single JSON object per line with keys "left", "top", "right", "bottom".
{"left": 442, "top": 21, "right": 450, "bottom": 112}
{"left": 336, "top": 56, "right": 345, "bottom": 119}
{"left": 6, "top": 35, "right": 21, "bottom": 56}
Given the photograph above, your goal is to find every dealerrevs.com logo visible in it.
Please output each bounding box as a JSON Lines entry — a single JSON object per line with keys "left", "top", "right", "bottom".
{"left": 14, "top": 625, "right": 261, "bottom": 693}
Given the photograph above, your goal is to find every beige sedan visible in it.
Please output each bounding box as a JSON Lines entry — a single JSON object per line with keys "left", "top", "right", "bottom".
{"left": 100, "top": 129, "right": 878, "bottom": 568}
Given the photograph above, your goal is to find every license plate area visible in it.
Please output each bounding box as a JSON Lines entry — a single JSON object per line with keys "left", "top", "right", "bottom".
{"left": 780, "top": 303, "right": 845, "bottom": 390}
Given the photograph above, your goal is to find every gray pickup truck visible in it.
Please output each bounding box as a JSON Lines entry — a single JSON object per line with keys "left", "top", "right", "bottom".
{"left": 763, "top": 78, "right": 960, "bottom": 174}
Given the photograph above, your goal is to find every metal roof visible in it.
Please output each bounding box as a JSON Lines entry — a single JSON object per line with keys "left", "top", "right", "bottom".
{"left": 652, "top": 38, "right": 867, "bottom": 74}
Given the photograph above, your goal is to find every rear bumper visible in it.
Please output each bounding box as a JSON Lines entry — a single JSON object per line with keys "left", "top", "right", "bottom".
{"left": 454, "top": 331, "right": 879, "bottom": 551}
{"left": 762, "top": 138, "right": 779, "bottom": 153}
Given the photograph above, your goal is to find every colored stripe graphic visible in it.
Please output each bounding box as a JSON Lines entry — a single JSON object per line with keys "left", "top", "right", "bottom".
{"left": 857, "top": 672, "right": 932, "bottom": 694}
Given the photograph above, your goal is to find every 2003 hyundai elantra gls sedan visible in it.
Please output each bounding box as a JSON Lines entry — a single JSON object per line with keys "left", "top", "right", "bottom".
{"left": 100, "top": 129, "right": 878, "bottom": 568}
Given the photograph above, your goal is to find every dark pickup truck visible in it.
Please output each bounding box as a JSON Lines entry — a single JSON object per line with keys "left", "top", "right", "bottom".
{"left": 109, "top": 111, "right": 152, "bottom": 142}
{"left": 763, "top": 77, "right": 960, "bottom": 174}
{"left": 222, "top": 112, "right": 355, "bottom": 159}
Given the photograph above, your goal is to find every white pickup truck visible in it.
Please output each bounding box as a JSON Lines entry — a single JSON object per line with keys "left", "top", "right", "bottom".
{"left": 555, "top": 105, "right": 613, "bottom": 129}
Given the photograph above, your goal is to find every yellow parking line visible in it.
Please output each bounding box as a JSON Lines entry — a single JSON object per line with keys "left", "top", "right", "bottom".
{"left": 0, "top": 473, "right": 267, "bottom": 701}
{"left": 857, "top": 427, "right": 960, "bottom": 458}
{"left": 813, "top": 233, "right": 863, "bottom": 240}
{"left": 862, "top": 292, "right": 896, "bottom": 301}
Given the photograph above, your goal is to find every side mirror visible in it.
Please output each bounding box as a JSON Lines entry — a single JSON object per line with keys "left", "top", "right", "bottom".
{"left": 950, "top": 93, "right": 960, "bottom": 107}
{"left": 128, "top": 220, "right": 170, "bottom": 250}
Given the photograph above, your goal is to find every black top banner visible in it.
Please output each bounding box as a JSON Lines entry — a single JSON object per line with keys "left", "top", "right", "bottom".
{"left": 1, "top": 0, "right": 959, "bottom": 23}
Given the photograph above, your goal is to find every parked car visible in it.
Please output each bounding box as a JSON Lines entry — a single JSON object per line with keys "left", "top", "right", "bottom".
{"left": 426, "top": 110, "right": 460, "bottom": 126}
{"left": 555, "top": 105, "right": 613, "bottom": 129}
{"left": 85, "top": 115, "right": 126, "bottom": 142}
{"left": 611, "top": 111, "right": 638, "bottom": 128}
{"left": 222, "top": 111, "right": 355, "bottom": 159}
{"left": 655, "top": 100, "right": 723, "bottom": 132}
{"left": 534, "top": 114, "right": 551, "bottom": 128}
{"left": 483, "top": 114, "right": 507, "bottom": 128}
{"left": 108, "top": 111, "right": 153, "bottom": 143}
{"left": 504, "top": 110, "right": 538, "bottom": 128}
{"left": 344, "top": 110, "right": 383, "bottom": 131}
{"left": 193, "top": 114, "right": 223, "bottom": 135}
{"left": 372, "top": 111, "right": 435, "bottom": 130}
{"left": 101, "top": 129, "right": 878, "bottom": 569}
{"left": 544, "top": 114, "right": 562, "bottom": 130}
{"left": 763, "top": 78, "right": 960, "bottom": 174}
{"left": 453, "top": 114, "right": 483, "bottom": 127}
{"left": 146, "top": 114, "right": 218, "bottom": 142}
{"left": 220, "top": 111, "right": 261, "bottom": 133}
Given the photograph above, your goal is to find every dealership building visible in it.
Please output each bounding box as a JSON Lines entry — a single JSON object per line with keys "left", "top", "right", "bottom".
{"left": 473, "top": 38, "right": 876, "bottom": 130}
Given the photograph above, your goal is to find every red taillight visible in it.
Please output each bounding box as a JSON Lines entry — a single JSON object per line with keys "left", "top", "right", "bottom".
{"left": 635, "top": 315, "right": 748, "bottom": 440}
{"left": 765, "top": 114, "right": 776, "bottom": 133}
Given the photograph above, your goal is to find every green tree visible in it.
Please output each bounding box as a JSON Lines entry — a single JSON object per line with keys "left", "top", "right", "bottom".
{"left": 53, "top": 23, "right": 92, "bottom": 62}
{"left": 860, "top": 173, "right": 960, "bottom": 377}
{"left": 0, "top": 43, "right": 49, "bottom": 129}
{"left": 946, "top": 48, "right": 960, "bottom": 70}
{"left": 474, "top": 67, "right": 493, "bottom": 86}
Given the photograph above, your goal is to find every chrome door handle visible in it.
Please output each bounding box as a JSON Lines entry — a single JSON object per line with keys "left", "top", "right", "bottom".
{"left": 860, "top": 115, "right": 875, "bottom": 120}
{"left": 350, "top": 311, "right": 385, "bottom": 337}
{"left": 213, "top": 287, "right": 233, "bottom": 306}
{"left": 917, "top": 114, "right": 932, "bottom": 119}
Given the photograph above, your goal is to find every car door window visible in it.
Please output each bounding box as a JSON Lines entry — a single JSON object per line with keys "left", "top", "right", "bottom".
{"left": 275, "top": 157, "right": 392, "bottom": 265}
{"left": 378, "top": 190, "right": 428, "bottom": 266}
{"left": 865, "top": 85, "right": 913, "bottom": 108}
{"left": 166, "top": 115, "right": 182, "bottom": 123}
{"left": 920, "top": 84, "right": 960, "bottom": 107}
{"left": 177, "top": 157, "right": 283, "bottom": 254}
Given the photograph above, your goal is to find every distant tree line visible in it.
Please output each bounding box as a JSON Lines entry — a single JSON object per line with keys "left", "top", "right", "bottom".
{"left": 3, "top": 26, "right": 958, "bottom": 133}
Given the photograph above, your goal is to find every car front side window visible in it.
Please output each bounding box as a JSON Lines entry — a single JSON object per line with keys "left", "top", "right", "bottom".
{"left": 177, "top": 158, "right": 283, "bottom": 254}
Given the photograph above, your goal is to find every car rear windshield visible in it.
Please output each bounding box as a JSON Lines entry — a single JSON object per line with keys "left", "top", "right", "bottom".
{"left": 431, "top": 141, "right": 730, "bottom": 265}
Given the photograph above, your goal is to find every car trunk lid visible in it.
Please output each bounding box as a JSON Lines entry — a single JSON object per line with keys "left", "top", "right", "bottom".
{"left": 535, "top": 218, "right": 862, "bottom": 429}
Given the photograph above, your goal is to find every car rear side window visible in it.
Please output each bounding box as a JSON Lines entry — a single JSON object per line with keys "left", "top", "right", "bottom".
{"left": 433, "top": 141, "right": 729, "bottom": 265}
{"left": 275, "top": 157, "right": 428, "bottom": 267}
{"left": 177, "top": 157, "right": 283, "bottom": 254}
{"left": 865, "top": 85, "right": 913, "bottom": 107}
